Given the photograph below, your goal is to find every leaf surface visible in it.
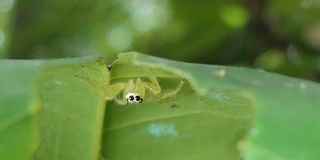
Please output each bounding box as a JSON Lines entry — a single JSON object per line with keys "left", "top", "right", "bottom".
{"left": 132, "top": 52, "right": 320, "bottom": 159}
{"left": 0, "top": 60, "right": 41, "bottom": 160}
{"left": 33, "top": 57, "right": 107, "bottom": 160}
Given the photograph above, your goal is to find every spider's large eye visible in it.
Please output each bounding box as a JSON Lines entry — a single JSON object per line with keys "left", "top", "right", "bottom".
{"left": 135, "top": 95, "right": 143, "bottom": 103}
{"left": 129, "top": 95, "right": 134, "bottom": 101}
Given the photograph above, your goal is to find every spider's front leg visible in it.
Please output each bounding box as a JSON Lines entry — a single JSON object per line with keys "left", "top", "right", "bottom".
{"left": 102, "top": 82, "right": 127, "bottom": 104}
{"left": 75, "top": 65, "right": 110, "bottom": 98}
{"left": 158, "top": 80, "right": 185, "bottom": 102}
{"left": 143, "top": 67, "right": 161, "bottom": 95}
{"left": 142, "top": 66, "right": 185, "bottom": 102}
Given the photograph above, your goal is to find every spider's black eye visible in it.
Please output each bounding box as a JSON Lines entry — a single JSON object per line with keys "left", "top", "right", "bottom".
{"left": 135, "top": 96, "right": 141, "bottom": 101}
{"left": 129, "top": 95, "right": 134, "bottom": 101}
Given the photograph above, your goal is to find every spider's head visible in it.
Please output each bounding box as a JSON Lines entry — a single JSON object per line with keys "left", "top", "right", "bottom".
{"left": 125, "top": 93, "right": 143, "bottom": 104}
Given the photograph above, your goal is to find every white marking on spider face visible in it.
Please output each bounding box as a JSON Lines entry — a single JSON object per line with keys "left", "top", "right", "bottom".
{"left": 125, "top": 93, "right": 143, "bottom": 104}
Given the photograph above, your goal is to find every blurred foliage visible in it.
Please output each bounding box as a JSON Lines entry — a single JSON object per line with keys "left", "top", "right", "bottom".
{"left": 0, "top": 0, "right": 320, "bottom": 81}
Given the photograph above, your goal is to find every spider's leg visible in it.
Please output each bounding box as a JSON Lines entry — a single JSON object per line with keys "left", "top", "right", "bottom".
{"left": 93, "top": 57, "right": 112, "bottom": 86}
{"left": 135, "top": 78, "right": 146, "bottom": 98}
{"left": 74, "top": 75, "right": 106, "bottom": 98}
{"left": 114, "top": 98, "right": 127, "bottom": 105}
{"left": 80, "top": 66, "right": 108, "bottom": 88}
{"left": 159, "top": 80, "right": 185, "bottom": 102}
{"left": 75, "top": 65, "right": 118, "bottom": 101}
{"left": 103, "top": 82, "right": 125, "bottom": 101}
{"left": 143, "top": 66, "right": 161, "bottom": 94}
{"left": 101, "top": 70, "right": 111, "bottom": 87}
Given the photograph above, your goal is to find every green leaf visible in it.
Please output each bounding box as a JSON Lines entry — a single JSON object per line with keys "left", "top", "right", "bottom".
{"left": 101, "top": 53, "right": 255, "bottom": 160}
{"left": 0, "top": 60, "right": 41, "bottom": 160}
{"left": 129, "top": 52, "right": 320, "bottom": 159}
{"left": 0, "top": 57, "right": 110, "bottom": 160}
{"left": 33, "top": 57, "right": 108, "bottom": 160}
{"left": 2, "top": 52, "right": 319, "bottom": 160}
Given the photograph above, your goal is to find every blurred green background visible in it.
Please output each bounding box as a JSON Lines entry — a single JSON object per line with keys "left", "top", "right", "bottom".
{"left": 1, "top": 0, "right": 320, "bottom": 81}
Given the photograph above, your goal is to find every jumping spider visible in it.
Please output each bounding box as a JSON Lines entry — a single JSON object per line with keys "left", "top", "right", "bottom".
{"left": 75, "top": 62, "right": 185, "bottom": 105}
